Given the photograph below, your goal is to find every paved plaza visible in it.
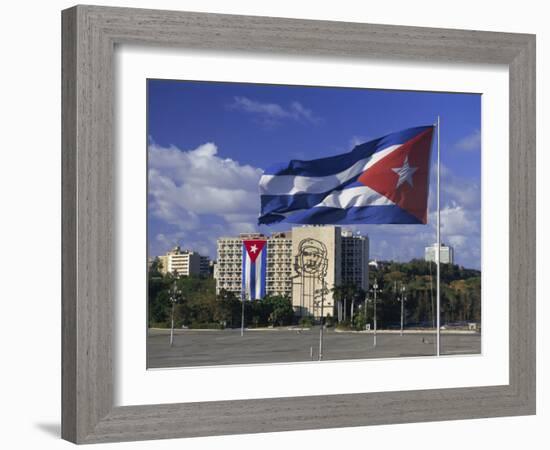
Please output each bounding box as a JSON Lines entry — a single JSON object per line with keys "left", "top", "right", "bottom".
{"left": 147, "top": 327, "right": 481, "bottom": 368}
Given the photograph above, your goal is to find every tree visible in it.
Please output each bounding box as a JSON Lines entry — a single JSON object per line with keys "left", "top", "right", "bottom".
{"left": 331, "top": 284, "right": 345, "bottom": 323}
{"left": 368, "top": 259, "right": 481, "bottom": 328}
{"left": 148, "top": 256, "right": 164, "bottom": 277}
{"left": 352, "top": 287, "right": 366, "bottom": 326}
{"left": 264, "top": 295, "right": 294, "bottom": 326}
{"left": 214, "top": 289, "right": 241, "bottom": 328}
{"left": 352, "top": 309, "right": 367, "bottom": 331}
{"left": 331, "top": 283, "right": 359, "bottom": 323}
{"left": 146, "top": 258, "right": 481, "bottom": 331}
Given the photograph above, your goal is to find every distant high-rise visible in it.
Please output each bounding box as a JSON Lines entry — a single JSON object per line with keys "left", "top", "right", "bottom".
{"left": 158, "top": 246, "right": 210, "bottom": 277}
{"left": 341, "top": 230, "right": 369, "bottom": 291}
{"left": 199, "top": 255, "right": 211, "bottom": 276}
{"left": 424, "top": 243, "right": 454, "bottom": 264}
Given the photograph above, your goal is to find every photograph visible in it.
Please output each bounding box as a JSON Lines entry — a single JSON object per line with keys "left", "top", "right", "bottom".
{"left": 1, "top": 0, "right": 540, "bottom": 447}
{"left": 146, "top": 79, "right": 482, "bottom": 368}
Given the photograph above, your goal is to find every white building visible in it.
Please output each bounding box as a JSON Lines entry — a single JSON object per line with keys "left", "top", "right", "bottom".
{"left": 424, "top": 243, "right": 454, "bottom": 264}
{"left": 158, "top": 246, "right": 208, "bottom": 277}
{"left": 215, "top": 232, "right": 293, "bottom": 297}
{"left": 215, "top": 235, "right": 249, "bottom": 295}
{"left": 266, "top": 231, "right": 293, "bottom": 298}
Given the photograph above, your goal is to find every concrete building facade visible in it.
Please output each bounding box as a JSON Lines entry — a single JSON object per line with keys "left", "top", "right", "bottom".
{"left": 424, "top": 243, "right": 454, "bottom": 265}
{"left": 199, "top": 255, "right": 211, "bottom": 276}
{"left": 291, "top": 226, "right": 341, "bottom": 318}
{"left": 158, "top": 246, "right": 209, "bottom": 277}
{"left": 215, "top": 236, "right": 246, "bottom": 294}
{"left": 215, "top": 232, "right": 294, "bottom": 297}
{"left": 341, "top": 230, "right": 370, "bottom": 291}
{"left": 266, "top": 231, "right": 293, "bottom": 298}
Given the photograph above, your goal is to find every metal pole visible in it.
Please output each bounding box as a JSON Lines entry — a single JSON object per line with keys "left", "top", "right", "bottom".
{"left": 436, "top": 116, "right": 441, "bottom": 357}
{"left": 400, "top": 287, "right": 404, "bottom": 337}
{"left": 170, "top": 301, "right": 175, "bottom": 347}
{"left": 300, "top": 272, "right": 306, "bottom": 318}
{"left": 169, "top": 279, "right": 177, "bottom": 347}
{"left": 318, "top": 279, "right": 324, "bottom": 361}
{"left": 241, "top": 298, "right": 245, "bottom": 337}
{"left": 364, "top": 295, "right": 368, "bottom": 322}
{"left": 429, "top": 261, "right": 435, "bottom": 329}
{"left": 373, "top": 282, "right": 378, "bottom": 348}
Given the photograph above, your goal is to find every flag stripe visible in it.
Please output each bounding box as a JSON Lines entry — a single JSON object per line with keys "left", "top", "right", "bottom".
{"left": 249, "top": 253, "right": 256, "bottom": 299}
{"left": 318, "top": 185, "right": 395, "bottom": 208}
{"left": 262, "top": 126, "right": 432, "bottom": 177}
{"left": 260, "top": 249, "right": 266, "bottom": 298}
{"left": 255, "top": 250, "right": 262, "bottom": 298}
{"left": 241, "top": 250, "right": 246, "bottom": 300}
{"left": 260, "top": 178, "right": 360, "bottom": 217}
{"left": 282, "top": 205, "right": 423, "bottom": 225}
{"left": 260, "top": 145, "right": 400, "bottom": 195}
{"left": 258, "top": 185, "right": 395, "bottom": 225}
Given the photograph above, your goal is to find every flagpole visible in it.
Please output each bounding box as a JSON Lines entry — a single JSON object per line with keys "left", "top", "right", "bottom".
{"left": 241, "top": 289, "right": 245, "bottom": 337}
{"left": 436, "top": 116, "right": 441, "bottom": 357}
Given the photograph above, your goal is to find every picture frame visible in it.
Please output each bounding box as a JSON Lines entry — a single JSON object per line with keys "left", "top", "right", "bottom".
{"left": 61, "top": 4, "right": 535, "bottom": 444}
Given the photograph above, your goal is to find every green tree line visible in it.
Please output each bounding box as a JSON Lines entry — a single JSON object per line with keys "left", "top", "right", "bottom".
{"left": 148, "top": 259, "right": 294, "bottom": 329}
{"left": 148, "top": 258, "right": 481, "bottom": 331}
{"left": 326, "top": 259, "right": 480, "bottom": 331}
{"left": 364, "top": 259, "right": 481, "bottom": 329}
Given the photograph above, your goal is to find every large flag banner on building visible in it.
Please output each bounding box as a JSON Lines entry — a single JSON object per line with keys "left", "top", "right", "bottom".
{"left": 258, "top": 126, "right": 434, "bottom": 225}
{"left": 241, "top": 239, "right": 267, "bottom": 300}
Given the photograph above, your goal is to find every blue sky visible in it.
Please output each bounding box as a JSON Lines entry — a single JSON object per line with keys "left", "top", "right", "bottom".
{"left": 147, "top": 79, "right": 481, "bottom": 269}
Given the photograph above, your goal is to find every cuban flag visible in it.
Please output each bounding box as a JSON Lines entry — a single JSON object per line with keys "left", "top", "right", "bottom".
{"left": 258, "top": 126, "right": 434, "bottom": 225}
{"left": 242, "top": 239, "right": 267, "bottom": 300}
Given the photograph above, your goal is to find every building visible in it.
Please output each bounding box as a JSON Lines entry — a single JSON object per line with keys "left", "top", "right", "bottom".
{"left": 216, "top": 231, "right": 294, "bottom": 297}
{"left": 215, "top": 235, "right": 249, "bottom": 294}
{"left": 158, "top": 246, "right": 208, "bottom": 277}
{"left": 214, "top": 226, "right": 369, "bottom": 318}
{"left": 291, "top": 226, "right": 341, "bottom": 318}
{"left": 199, "top": 255, "right": 211, "bottom": 276}
{"left": 424, "top": 243, "right": 454, "bottom": 264}
{"left": 341, "top": 230, "right": 369, "bottom": 291}
{"left": 266, "top": 231, "right": 293, "bottom": 298}
{"left": 208, "top": 260, "right": 217, "bottom": 278}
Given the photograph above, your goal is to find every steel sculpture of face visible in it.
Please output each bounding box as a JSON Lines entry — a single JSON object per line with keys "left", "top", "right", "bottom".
{"left": 298, "top": 238, "right": 327, "bottom": 278}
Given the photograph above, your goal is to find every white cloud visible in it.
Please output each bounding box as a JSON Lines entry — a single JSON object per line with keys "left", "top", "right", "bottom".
{"left": 455, "top": 129, "right": 481, "bottom": 151}
{"left": 155, "top": 232, "right": 187, "bottom": 250}
{"left": 447, "top": 235, "right": 467, "bottom": 249}
{"left": 148, "top": 142, "right": 262, "bottom": 216}
{"left": 440, "top": 204, "right": 478, "bottom": 236}
{"left": 149, "top": 142, "right": 261, "bottom": 192}
{"left": 443, "top": 181, "right": 480, "bottom": 209}
{"left": 428, "top": 163, "right": 480, "bottom": 210}
{"left": 230, "top": 96, "right": 320, "bottom": 125}
{"left": 148, "top": 142, "right": 263, "bottom": 257}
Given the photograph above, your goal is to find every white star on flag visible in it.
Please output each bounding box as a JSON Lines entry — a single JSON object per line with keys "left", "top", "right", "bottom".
{"left": 250, "top": 244, "right": 258, "bottom": 254}
{"left": 392, "top": 155, "right": 418, "bottom": 189}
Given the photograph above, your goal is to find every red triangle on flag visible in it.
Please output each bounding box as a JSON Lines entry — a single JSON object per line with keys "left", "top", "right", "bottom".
{"left": 243, "top": 240, "right": 267, "bottom": 263}
{"left": 358, "top": 128, "right": 433, "bottom": 223}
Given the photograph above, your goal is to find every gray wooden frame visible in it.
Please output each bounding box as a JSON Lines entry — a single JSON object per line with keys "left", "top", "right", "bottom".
{"left": 62, "top": 4, "right": 536, "bottom": 444}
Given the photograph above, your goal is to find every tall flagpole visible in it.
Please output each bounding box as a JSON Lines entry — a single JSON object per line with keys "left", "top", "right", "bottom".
{"left": 436, "top": 116, "right": 441, "bottom": 357}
